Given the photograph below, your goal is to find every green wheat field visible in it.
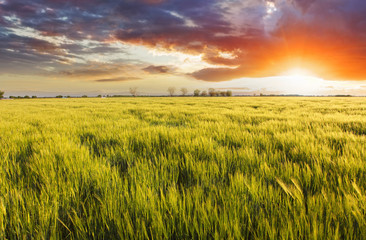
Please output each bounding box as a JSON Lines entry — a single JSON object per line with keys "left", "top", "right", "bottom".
{"left": 0, "top": 97, "right": 365, "bottom": 239}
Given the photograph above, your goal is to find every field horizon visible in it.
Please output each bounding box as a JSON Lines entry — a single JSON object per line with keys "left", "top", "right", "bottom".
{"left": 1, "top": 97, "right": 365, "bottom": 239}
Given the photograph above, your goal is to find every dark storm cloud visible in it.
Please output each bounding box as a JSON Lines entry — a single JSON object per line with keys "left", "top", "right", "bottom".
{"left": 112, "top": 0, "right": 240, "bottom": 54}
{"left": 1, "top": 0, "right": 366, "bottom": 81}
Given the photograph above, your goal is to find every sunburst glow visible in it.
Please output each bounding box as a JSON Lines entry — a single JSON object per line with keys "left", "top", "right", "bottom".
{"left": 282, "top": 67, "right": 315, "bottom": 78}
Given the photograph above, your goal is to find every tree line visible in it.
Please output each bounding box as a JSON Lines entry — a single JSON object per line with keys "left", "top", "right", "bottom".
{"left": 133, "top": 87, "right": 233, "bottom": 97}
{"left": 194, "top": 88, "right": 232, "bottom": 97}
{"left": 0, "top": 88, "right": 233, "bottom": 99}
{"left": 8, "top": 95, "right": 38, "bottom": 99}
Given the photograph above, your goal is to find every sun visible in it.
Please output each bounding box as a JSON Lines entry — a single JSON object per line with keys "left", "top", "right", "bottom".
{"left": 282, "top": 67, "right": 315, "bottom": 78}
{"left": 277, "top": 67, "right": 326, "bottom": 95}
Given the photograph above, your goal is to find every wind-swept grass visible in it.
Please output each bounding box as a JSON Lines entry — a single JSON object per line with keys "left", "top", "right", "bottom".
{"left": 0, "top": 97, "right": 365, "bottom": 239}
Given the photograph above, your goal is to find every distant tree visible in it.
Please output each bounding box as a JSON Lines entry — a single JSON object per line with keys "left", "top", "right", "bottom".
{"left": 129, "top": 87, "right": 138, "bottom": 97}
{"left": 56, "top": 95, "right": 63, "bottom": 98}
{"left": 0, "top": 90, "right": 4, "bottom": 99}
{"left": 219, "top": 91, "right": 226, "bottom": 97}
{"left": 226, "top": 90, "right": 233, "bottom": 96}
{"left": 180, "top": 88, "right": 188, "bottom": 96}
{"left": 97, "top": 95, "right": 102, "bottom": 98}
{"left": 208, "top": 88, "right": 217, "bottom": 97}
{"left": 260, "top": 93, "right": 264, "bottom": 96}
{"left": 9, "top": 96, "right": 15, "bottom": 99}
{"left": 82, "top": 95, "right": 88, "bottom": 98}
{"left": 168, "top": 87, "right": 176, "bottom": 97}
{"left": 32, "top": 96, "right": 37, "bottom": 98}
{"left": 24, "top": 95, "right": 30, "bottom": 99}
{"left": 201, "top": 90, "right": 208, "bottom": 96}
{"left": 335, "top": 94, "right": 352, "bottom": 97}
{"left": 194, "top": 89, "right": 201, "bottom": 96}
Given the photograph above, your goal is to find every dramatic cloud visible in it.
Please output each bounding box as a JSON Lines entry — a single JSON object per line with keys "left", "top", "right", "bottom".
{"left": 0, "top": 0, "right": 366, "bottom": 83}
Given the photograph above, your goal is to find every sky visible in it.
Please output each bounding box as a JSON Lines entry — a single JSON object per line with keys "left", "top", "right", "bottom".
{"left": 1, "top": 0, "right": 366, "bottom": 96}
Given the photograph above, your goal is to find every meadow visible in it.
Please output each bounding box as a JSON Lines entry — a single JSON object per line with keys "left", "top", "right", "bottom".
{"left": 0, "top": 97, "right": 365, "bottom": 239}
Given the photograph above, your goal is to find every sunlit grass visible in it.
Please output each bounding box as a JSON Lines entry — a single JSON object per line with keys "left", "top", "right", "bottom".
{"left": 0, "top": 97, "right": 365, "bottom": 239}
